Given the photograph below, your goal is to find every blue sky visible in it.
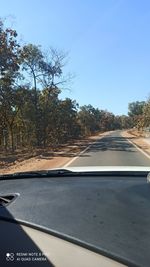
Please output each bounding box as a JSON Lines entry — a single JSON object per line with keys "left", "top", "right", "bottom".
{"left": 1, "top": 0, "right": 150, "bottom": 115}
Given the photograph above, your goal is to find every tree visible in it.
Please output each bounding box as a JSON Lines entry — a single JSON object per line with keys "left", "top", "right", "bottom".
{"left": 78, "top": 105, "right": 97, "bottom": 135}
{"left": 38, "top": 87, "right": 60, "bottom": 147}
{"left": 0, "top": 20, "right": 20, "bottom": 78}
{"left": 119, "top": 115, "right": 133, "bottom": 129}
{"left": 20, "top": 45, "right": 70, "bottom": 147}
{"left": 128, "top": 101, "right": 145, "bottom": 117}
{"left": 39, "top": 48, "right": 68, "bottom": 89}
{"left": 140, "top": 101, "right": 150, "bottom": 129}
{"left": 0, "top": 20, "right": 21, "bottom": 150}
{"left": 56, "top": 98, "right": 80, "bottom": 142}
{"left": 20, "top": 44, "right": 43, "bottom": 145}
{"left": 128, "top": 101, "right": 145, "bottom": 128}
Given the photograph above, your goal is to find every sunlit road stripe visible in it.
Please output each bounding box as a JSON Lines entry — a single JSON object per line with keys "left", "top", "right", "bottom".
{"left": 126, "top": 138, "right": 150, "bottom": 160}
{"left": 63, "top": 133, "right": 110, "bottom": 168}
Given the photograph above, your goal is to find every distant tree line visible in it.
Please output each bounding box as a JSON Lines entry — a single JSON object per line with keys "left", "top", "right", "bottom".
{"left": 0, "top": 20, "right": 137, "bottom": 151}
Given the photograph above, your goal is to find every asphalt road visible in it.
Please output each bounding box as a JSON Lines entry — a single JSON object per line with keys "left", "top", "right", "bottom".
{"left": 69, "top": 131, "right": 150, "bottom": 166}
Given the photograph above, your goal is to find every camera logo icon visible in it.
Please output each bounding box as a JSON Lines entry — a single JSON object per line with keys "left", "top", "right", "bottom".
{"left": 6, "top": 253, "right": 14, "bottom": 261}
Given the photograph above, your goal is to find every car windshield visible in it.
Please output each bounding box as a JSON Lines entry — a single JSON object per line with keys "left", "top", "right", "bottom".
{"left": 0, "top": 1, "right": 150, "bottom": 174}
{"left": 1, "top": 2, "right": 150, "bottom": 267}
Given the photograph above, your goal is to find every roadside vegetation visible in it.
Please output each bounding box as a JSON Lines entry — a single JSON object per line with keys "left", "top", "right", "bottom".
{"left": 0, "top": 20, "right": 149, "bottom": 155}
{"left": 127, "top": 101, "right": 150, "bottom": 135}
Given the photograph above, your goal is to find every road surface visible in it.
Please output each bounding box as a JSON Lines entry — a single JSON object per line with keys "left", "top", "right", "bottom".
{"left": 68, "top": 131, "right": 150, "bottom": 167}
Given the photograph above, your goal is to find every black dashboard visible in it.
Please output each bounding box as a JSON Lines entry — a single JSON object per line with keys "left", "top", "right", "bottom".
{"left": 0, "top": 175, "right": 150, "bottom": 267}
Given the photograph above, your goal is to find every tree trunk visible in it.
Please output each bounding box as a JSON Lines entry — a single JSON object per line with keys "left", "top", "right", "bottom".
{"left": 10, "top": 126, "right": 14, "bottom": 151}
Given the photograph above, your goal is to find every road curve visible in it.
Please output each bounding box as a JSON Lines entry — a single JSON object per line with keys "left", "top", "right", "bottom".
{"left": 68, "top": 131, "right": 150, "bottom": 167}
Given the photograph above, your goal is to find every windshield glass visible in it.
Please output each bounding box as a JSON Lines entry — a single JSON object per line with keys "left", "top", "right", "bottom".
{"left": 0, "top": 1, "right": 150, "bottom": 174}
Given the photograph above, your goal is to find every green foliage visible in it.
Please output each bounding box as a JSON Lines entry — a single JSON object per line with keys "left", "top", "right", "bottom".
{"left": 128, "top": 101, "right": 145, "bottom": 117}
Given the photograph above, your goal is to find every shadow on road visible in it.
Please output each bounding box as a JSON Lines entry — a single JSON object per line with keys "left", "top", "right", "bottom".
{"left": 37, "top": 139, "right": 93, "bottom": 159}
{"left": 38, "top": 136, "right": 136, "bottom": 160}
{"left": 81, "top": 136, "right": 136, "bottom": 154}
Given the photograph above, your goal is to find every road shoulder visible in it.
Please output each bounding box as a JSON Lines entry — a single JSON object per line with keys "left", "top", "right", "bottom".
{"left": 121, "top": 130, "right": 150, "bottom": 158}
